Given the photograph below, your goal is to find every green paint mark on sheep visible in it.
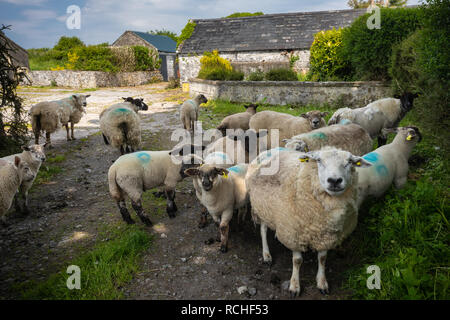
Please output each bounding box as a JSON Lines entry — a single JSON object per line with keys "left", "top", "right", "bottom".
{"left": 135, "top": 152, "right": 151, "bottom": 164}
{"left": 308, "top": 132, "right": 327, "bottom": 140}
{"left": 113, "top": 108, "right": 131, "bottom": 114}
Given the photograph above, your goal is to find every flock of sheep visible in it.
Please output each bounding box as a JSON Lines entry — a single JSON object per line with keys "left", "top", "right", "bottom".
{"left": 0, "top": 89, "right": 421, "bottom": 297}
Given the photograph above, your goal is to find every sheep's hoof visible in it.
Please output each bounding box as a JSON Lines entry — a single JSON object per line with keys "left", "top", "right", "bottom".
{"left": 124, "top": 218, "right": 136, "bottom": 225}
{"left": 262, "top": 259, "right": 273, "bottom": 267}
{"left": 220, "top": 245, "right": 228, "bottom": 253}
{"left": 319, "top": 288, "right": 329, "bottom": 295}
{"left": 289, "top": 290, "right": 300, "bottom": 298}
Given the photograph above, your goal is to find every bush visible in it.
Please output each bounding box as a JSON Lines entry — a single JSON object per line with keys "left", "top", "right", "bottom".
{"left": 265, "top": 68, "right": 298, "bottom": 81}
{"left": 132, "top": 46, "right": 160, "bottom": 71}
{"left": 224, "top": 12, "right": 263, "bottom": 18}
{"left": 53, "top": 36, "right": 85, "bottom": 51}
{"left": 197, "top": 50, "right": 243, "bottom": 80}
{"left": 247, "top": 70, "right": 265, "bottom": 81}
{"left": 309, "top": 28, "right": 350, "bottom": 81}
{"left": 177, "top": 21, "right": 196, "bottom": 49}
{"left": 73, "top": 45, "right": 118, "bottom": 73}
{"left": 341, "top": 7, "right": 421, "bottom": 81}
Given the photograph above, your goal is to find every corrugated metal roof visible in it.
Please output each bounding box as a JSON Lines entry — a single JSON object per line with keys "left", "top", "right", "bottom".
{"left": 132, "top": 31, "right": 177, "bottom": 53}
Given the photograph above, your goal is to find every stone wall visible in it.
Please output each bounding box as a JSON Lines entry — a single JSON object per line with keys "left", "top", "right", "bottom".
{"left": 179, "top": 50, "right": 310, "bottom": 83}
{"left": 21, "top": 70, "right": 163, "bottom": 88}
{"left": 189, "top": 79, "right": 391, "bottom": 108}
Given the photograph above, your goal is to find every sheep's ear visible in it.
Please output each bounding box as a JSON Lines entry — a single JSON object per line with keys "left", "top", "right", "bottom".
{"left": 300, "top": 113, "right": 309, "bottom": 119}
{"left": 85, "top": 94, "right": 91, "bottom": 98}
{"left": 122, "top": 97, "right": 127, "bottom": 101}
{"left": 214, "top": 168, "right": 229, "bottom": 177}
{"left": 282, "top": 138, "right": 289, "bottom": 143}
{"left": 14, "top": 156, "right": 21, "bottom": 167}
{"left": 299, "top": 151, "right": 319, "bottom": 163}
{"left": 320, "top": 111, "right": 329, "bottom": 117}
{"left": 184, "top": 168, "right": 200, "bottom": 176}
{"left": 21, "top": 145, "right": 30, "bottom": 151}
{"left": 243, "top": 104, "right": 249, "bottom": 109}
{"left": 350, "top": 156, "right": 372, "bottom": 168}
{"left": 71, "top": 94, "right": 78, "bottom": 100}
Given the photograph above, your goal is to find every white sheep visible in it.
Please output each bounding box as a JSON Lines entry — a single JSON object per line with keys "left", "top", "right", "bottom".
{"left": 249, "top": 110, "right": 328, "bottom": 149}
{"left": 180, "top": 94, "right": 208, "bottom": 132}
{"left": 100, "top": 97, "right": 149, "bottom": 155}
{"left": 327, "top": 92, "right": 418, "bottom": 146}
{"left": 0, "top": 156, "right": 35, "bottom": 225}
{"left": 356, "top": 126, "right": 421, "bottom": 208}
{"left": 185, "top": 163, "right": 249, "bottom": 253}
{"left": 107, "top": 144, "right": 204, "bottom": 226}
{"left": 246, "top": 147, "right": 372, "bottom": 296}
{"left": 217, "top": 103, "right": 258, "bottom": 135}
{"left": 282, "top": 123, "right": 373, "bottom": 156}
{"left": 1, "top": 144, "right": 46, "bottom": 214}
{"left": 29, "top": 94, "right": 90, "bottom": 147}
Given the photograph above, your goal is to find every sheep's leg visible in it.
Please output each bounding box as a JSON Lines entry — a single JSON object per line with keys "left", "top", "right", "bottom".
{"left": 44, "top": 132, "right": 52, "bottom": 148}
{"left": 131, "top": 199, "right": 153, "bottom": 227}
{"left": 316, "top": 250, "right": 329, "bottom": 295}
{"left": 117, "top": 200, "right": 135, "bottom": 224}
{"left": 260, "top": 222, "right": 272, "bottom": 266}
{"left": 120, "top": 145, "right": 125, "bottom": 155}
{"left": 165, "top": 189, "right": 177, "bottom": 218}
{"left": 289, "top": 251, "right": 303, "bottom": 297}
{"left": 34, "top": 131, "right": 40, "bottom": 144}
{"left": 70, "top": 122, "right": 76, "bottom": 140}
{"left": 22, "top": 191, "right": 30, "bottom": 215}
{"left": 65, "top": 124, "right": 71, "bottom": 141}
{"left": 219, "top": 209, "right": 233, "bottom": 253}
{"left": 198, "top": 205, "right": 208, "bottom": 228}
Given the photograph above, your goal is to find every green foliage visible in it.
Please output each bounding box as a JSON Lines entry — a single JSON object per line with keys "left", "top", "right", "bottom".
{"left": 197, "top": 50, "right": 243, "bottom": 80}
{"left": 177, "top": 20, "right": 196, "bottom": 49}
{"left": 132, "top": 46, "right": 160, "bottom": 71}
{"left": 224, "top": 12, "right": 264, "bottom": 18}
{"left": 72, "top": 45, "right": 119, "bottom": 73}
{"left": 310, "top": 28, "right": 350, "bottom": 81}
{"left": 347, "top": 0, "right": 408, "bottom": 8}
{"left": 148, "top": 29, "right": 178, "bottom": 42}
{"left": 28, "top": 48, "right": 66, "bottom": 70}
{"left": 247, "top": 70, "right": 265, "bottom": 81}
{"left": 341, "top": 7, "right": 421, "bottom": 80}
{"left": 53, "top": 36, "right": 85, "bottom": 51}
{"left": 265, "top": 68, "right": 298, "bottom": 81}
{"left": 20, "top": 225, "right": 152, "bottom": 299}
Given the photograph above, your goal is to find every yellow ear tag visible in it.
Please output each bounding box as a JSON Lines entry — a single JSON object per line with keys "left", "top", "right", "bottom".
{"left": 222, "top": 172, "right": 228, "bottom": 179}
{"left": 406, "top": 135, "right": 413, "bottom": 141}
{"left": 299, "top": 158, "right": 309, "bottom": 163}
{"left": 356, "top": 161, "right": 361, "bottom": 166}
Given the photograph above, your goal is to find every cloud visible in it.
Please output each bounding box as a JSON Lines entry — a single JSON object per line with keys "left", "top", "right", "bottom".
{"left": 0, "top": 0, "right": 47, "bottom": 5}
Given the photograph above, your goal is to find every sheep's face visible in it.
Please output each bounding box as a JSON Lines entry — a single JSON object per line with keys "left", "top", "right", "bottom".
{"left": 184, "top": 165, "right": 228, "bottom": 192}
{"left": 72, "top": 94, "right": 90, "bottom": 111}
{"left": 384, "top": 126, "right": 422, "bottom": 143}
{"left": 13, "top": 156, "right": 35, "bottom": 183}
{"left": 301, "top": 110, "right": 328, "bottom": 129}
{"left": 198, "top": 94, "right": 208, "bottom": 105}
{"left": 398, "top": 92, "right": 419, "bottom": 112}
{"left": 23, "top": 144, "right": 46, "bottom": 163}
{"left": 122, "top": 97, "right": 148, "bottom": 111}
{"left": 300, "top": 148, "right": 371, "bottom": 196}
{"left": 244, "top": 103, "right": 258, "bottom": 113}
{"left": 283, "top": 138, "right": 308, "bottom": 152}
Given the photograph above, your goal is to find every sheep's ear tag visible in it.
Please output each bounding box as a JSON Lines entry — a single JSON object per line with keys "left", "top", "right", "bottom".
{"left": 299, "top": 157, "right": 309, "bottom": 163}
{"left": 406, "top": 135, "right": 413, "bottom": 141}
{"left": 222, "top": 172, "right": 228, "bottom": 178}
{"left": 356, "top": 161, "right": 361, "bottom": 167}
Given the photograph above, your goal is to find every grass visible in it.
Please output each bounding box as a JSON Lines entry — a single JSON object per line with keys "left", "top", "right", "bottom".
{"left": 18, "top": 224, "right": 152, "bottom": 300}
{"left": 204, "top": 99, "right": 449, "bottom": 300}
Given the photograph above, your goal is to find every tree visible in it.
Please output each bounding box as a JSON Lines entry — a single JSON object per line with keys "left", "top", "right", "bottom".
{"left": 53, "top": 36, "right": 85, "bottom": 51}
{"left": 223, "top": 12, "right": 263, "bottom": 18}
{"left": 0, "top": 25, "right": 29, "bottom": 155}
{"left": 148, "top": 29, "right": 178, "bottom": 42}
{"left": 347, "top": 0, "right": 407, "bottom": 8}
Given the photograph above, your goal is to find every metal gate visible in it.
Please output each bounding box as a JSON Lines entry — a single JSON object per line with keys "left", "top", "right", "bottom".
{"left": 159, "top": 54, "right": 168, "bottom": 81}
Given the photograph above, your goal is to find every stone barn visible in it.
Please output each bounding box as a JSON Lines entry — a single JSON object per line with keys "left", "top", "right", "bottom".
{"left": 113, "top": 31, "right": 178, "bottom": 81}
{"left": 178, "top": 8, "right": 367, "bottom": 84}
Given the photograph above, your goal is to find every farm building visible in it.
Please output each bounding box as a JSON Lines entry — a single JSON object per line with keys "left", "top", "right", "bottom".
{"left": 0, "top": 31, "right": 29, "bottom": 69}
{"left": 112, "top": 31, "right": 178, "bottom": 81}
{"left": 178, "top": 8, "right": 367, "bottom": 84}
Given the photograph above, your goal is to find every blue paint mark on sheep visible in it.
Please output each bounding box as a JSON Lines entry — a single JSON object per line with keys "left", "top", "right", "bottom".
{"left": 228, "top": 165, "right": 245, "bottom": 174}
{"left": 135, "top": 152, "right": 151, "bottom": 164}
{"left": 339, "top": 119, "right": 352, "bottom": 125}
{"left": 308, "top": 132, "right": 327, "bottom": 140}
{"left": 363, "top": 152, "right": 388, "bottom": 176}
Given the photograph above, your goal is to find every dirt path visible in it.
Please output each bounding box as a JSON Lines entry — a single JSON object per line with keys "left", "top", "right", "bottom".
{"left": 0, "top": 83, "right": 353, "bottom": 300}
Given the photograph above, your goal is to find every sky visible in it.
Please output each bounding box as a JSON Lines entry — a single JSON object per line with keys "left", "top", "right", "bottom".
{"left": 0, "top": 0, "right": 422, "bottom": 49}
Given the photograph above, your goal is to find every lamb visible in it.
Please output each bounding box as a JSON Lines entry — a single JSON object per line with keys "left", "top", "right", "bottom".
{"left": 185, "top": 163, "right": 249, "bottom": 253}
{"left": 356, "top": 126, "right": 421, "bottom": 208}
{"left": 107, "top": 144, "right": 204, "bottom": 226}
{"left": 282, "top": 123, "right": 373, "bottom": 156}
{"left": 246, "top": 147, "right": 372, "bottom": 296}
{"left": 0, "top": 156, "right": 35, "bottom": 225}
{"left": 217, "top": 103, "right": 258, "bottom": 135}
{"left": 327, "top": 92, "right": 418, "bottom": 146}
{"left": 100, "top": 97, "right": 149, "bottom": 155}
{"left": 180, "top": 94, "right": 208, "bottom": 132}
{"left": 29, "top": 94, "right": 90, "bottom": 147}
{"left": 1, "top": 144, "right": 46, "bottom": 214}
{"left": 204, "top": 129, "right": 268, "bottom": 165}
{"left": 249, "top": 110, "right": 328, "bottom": 149}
